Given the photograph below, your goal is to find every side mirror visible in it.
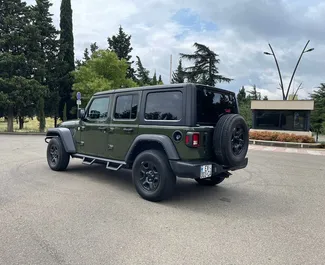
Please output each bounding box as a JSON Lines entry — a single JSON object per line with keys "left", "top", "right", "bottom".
{"left": 78, "top": 108, "right": 85, "bottom": 119}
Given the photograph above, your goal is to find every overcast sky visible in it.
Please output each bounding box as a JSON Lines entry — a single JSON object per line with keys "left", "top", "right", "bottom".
{"left": 26, "top": 0, "right": 325, "bottom": 99}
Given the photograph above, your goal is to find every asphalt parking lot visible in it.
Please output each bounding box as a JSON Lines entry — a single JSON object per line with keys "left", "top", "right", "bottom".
{"left": 1, "top": 135, "right": 325, "bottom": 265}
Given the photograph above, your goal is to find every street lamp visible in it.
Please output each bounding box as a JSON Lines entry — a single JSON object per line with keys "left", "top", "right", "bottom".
{"left": 264, "top": 40, "right": 314, "bottom": 100}
{"left": 264, "top": 44, "right": 285, "bottom": 100}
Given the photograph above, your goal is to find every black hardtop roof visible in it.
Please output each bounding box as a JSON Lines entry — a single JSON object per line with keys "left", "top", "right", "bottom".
{"left": 93, "top": 83, "right": 235, "bottom": 96}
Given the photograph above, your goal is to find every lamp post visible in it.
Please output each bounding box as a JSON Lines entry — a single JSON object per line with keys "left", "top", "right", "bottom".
{"left": 264, "top": 40, "right": 314, "bottom": 100}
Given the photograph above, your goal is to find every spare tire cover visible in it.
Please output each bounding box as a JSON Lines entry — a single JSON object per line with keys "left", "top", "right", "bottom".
{"left": 213, "top": 114, "right": 249, "bottom": 167}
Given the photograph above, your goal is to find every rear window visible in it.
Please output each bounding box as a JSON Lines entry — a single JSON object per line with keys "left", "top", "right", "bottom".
{"left": 196, "top": 85, "right": 237, "bottom": 125}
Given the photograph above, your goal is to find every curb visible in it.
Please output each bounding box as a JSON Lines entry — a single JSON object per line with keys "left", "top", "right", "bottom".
{"left": 249, "top": 139, "right": 323, "bottom": 149}
{"left": 0, "top": 132, "right": 46, "bottom": 136}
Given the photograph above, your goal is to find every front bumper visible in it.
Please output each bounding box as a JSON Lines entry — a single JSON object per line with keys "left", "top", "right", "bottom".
{"left": 169, "top": 158, "right": 248, "bottom": 179}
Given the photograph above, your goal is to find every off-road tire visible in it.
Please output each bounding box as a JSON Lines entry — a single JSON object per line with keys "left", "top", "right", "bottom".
{"left": 46, "top": 137, "right": 70, "bottom": 171}
{"left": 213, "top": 114, "right": 249, "bottom": 167}
{"left": 132, "top": 150, "right": 176, "bottom": 202}
{"left": 195, "top": 173, "right": 227, "bottom": 186}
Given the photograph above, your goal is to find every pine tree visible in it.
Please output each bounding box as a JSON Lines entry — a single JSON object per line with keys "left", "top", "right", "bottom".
{"left": 180, "top": 42, "right": 232, "bottom": 86}
{"left": 263, "top": 95, "right": 269, "bottom": 100}
{"left": 151, "top": 72, "right": 158, "bottom": 85}
{"left": 108, "top": 25, "right": 135, "bottom": 80}
{"left": 59, "top": 0, "right": 75, "bottom": 120}
{"left": 310, "top": 83, "right": 325, "bottom": 142}
{"left": 158, "top": 75, "right": 163, "bottom": 84}
{"left": 248, "top": 85, "right": 261, "bottom": 100}
{"left": 171, "top": 59, "right": 185, "bottom": 84}
{"left": 135, "top": 56, "right": 151, "bottom": 86}
{"left": 0, "top": 0, "right": 46, "bottom": 131}
{"left": 32, "top": 0, "right": 60, "bottom": 128}
{"left": 237, "top": 86, "right": 247, "bottom": 103}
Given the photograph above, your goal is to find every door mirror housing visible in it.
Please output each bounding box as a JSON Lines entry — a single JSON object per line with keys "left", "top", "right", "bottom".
{"left": 78, "top": 108, "right": 85, "bottom": 119}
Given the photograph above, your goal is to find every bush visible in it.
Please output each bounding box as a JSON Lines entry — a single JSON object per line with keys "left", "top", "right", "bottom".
{"left": 249, "top": 131, "right": 315, "bottom": 143}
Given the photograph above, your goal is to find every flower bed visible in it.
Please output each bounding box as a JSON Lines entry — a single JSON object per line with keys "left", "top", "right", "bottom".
{"left": 249, "top": 131, "right": 315, "bottom": 143}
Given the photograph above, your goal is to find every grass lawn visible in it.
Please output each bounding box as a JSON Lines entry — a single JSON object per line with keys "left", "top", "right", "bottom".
{"left": 0, "top": 117, "right": 59, "bottom": 133}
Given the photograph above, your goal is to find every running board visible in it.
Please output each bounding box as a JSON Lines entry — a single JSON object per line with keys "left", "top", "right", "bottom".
{"left": 72, "top": 153, "right": 126, "bottom": 171}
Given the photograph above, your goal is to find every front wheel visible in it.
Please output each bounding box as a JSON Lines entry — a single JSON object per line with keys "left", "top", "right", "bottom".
{"left": 132, "top": 150, "right": 176, "bottom": 202}
{"left": 46, "top": 137, "right": 70, "bottom": 171}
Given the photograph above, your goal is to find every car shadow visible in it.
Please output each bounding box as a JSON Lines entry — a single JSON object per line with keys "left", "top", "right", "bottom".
{"left": 64, "top": 162, "right": 293, "bottom": 218}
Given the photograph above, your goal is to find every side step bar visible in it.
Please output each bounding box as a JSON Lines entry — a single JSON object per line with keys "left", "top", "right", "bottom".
{"left": 72, "top": 153, "right": 126, "bottom": 171}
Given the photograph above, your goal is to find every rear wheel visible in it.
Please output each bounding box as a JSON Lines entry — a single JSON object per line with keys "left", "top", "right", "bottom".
{"left": 195, "top": 172, "right": 228, "bottom": 186}
{"left": 46, "top": 137, "right": 70, "bottom": 171}
{"left": 132, "top": 150, "right": 176, "bottom": 202}
{"left": 213, "top": 114, "right": 249, "bottom": 167}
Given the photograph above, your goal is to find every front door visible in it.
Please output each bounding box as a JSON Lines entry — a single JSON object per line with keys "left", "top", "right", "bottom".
{"left": 79, "top": 96, "right": 111, "bottom": 157}
{"left": 108, "top": 93, "right": 140, "bottom": 161}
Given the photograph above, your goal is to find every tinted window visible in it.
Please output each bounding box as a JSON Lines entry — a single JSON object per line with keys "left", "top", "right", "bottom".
{"left": 145, "top": 91, "right": 182, "bottom": 121}
{"left": 114, "top": 94, "right": 139, "bottom": 119}
{"left": 86, "top": 97, "right": 110, "bottom": 120}
{"left": 196, "top": 86, "right": 237, "bottom": 125}
{"left": 254, "top": 110, "right": 308, "bottom": 131}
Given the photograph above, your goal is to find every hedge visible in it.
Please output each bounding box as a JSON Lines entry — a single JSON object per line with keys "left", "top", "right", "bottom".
{"left": 249, "top": 131, "right": 315, "bottom": 143}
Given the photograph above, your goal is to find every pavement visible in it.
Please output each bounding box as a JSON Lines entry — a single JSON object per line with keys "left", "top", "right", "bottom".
{"left": 1, "top": 135, "right": 325, "bottom": 265}
{"left": 249, "top": 144, "right": 325, "bottom": 155}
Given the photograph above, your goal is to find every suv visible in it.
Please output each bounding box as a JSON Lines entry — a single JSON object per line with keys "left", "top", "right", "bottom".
{"left": 45, "top": 83, "right": 249, "bottom": 202}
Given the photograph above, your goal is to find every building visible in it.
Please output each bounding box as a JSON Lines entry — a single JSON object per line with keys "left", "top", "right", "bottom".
{"left": 250, "top": 100, "right": 314, "bottom": 136}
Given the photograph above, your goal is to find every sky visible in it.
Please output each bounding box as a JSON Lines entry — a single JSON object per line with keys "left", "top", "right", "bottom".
{"left": 26, "top": 0, "right": 325, "bottom": 99}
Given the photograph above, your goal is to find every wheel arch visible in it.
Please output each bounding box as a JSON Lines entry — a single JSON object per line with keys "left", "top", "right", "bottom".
{"left": 125, "top": 134, "right": 180, "bottom": 165}
{"left": 45, "top": 128, "right": 76, "bottom": 154}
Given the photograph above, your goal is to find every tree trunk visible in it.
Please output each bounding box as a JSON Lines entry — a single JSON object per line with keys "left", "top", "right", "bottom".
{"left": 54, "top": 116, "right": 58, "bottom": 127}
{"left": 316, "top": 132, "right": 319, "bottom": 143}
{"left": 19, "top": 116, "right": 24, "bottom": 130}
{"left": 7, "top": 106, "right": 14, "bottom": 132}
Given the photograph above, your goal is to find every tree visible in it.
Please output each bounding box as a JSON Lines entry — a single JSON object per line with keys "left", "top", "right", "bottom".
{"left": 180, "top": 42, "right": 232, "bottom": 86}
{"left": 237, "top": 86, "right": 247, "bottom": 103}
{"left": 310, "top": 83, "right": 325, "bottom": 142}
{"left": 236, "top": 86, "right": 252, "bottom": 127}
{"left": 31, "top": 0, "right": 60, "bottom": 129}
{"left": 151, "top": 72, "right": 158, "bottom": 85}
{"left": 135, "top": 56, "right": 151, "bottom": 86}
{"left": 58, "top": 0, "right": 75, "bottom": 120}
{"left": 263, "top": 95, "right": 269, "bottom": 100}
{"left": 158, "top": 75, "right": 163, "bottom": 85}
{"left": 76, "top": 42, "right": 99, "bottom": 67}
{"left": 0, "top": 0, "right": 46, "bottom": 131}
{"left": 248, "top": 85, "right": 261, "bottom": 100}
{"left": 72, "top": 50, "right": 137, "bottom": 103}
{"left": 171, "top": 59, "right": 185, "bottom": 84}
{"left": 108, "top": 25, "right": 135, "bottom": 80}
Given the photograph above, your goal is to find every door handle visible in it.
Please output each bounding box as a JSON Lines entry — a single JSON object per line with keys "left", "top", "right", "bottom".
{"left": 123, "top": 128, "right": 134, "bottom": 133}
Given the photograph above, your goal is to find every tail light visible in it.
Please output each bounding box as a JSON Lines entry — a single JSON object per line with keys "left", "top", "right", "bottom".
{"left": 185, "top": 132, "right": 200, "bottom": 148}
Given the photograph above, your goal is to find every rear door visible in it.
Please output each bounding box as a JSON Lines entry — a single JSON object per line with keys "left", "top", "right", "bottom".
{"left": 195, "top": 85, "right": 238, "bottom": 158}
{"left": 107, "top": 92, "right": 140, "bottom": 161}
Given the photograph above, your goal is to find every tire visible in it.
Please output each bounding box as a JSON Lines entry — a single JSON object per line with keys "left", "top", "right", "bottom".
{"left": 195, "top": 172, "right": 227, "bottom": 186}
{"left": 213, "top": 114, "right": 249, "bottom": 167}
{"left": 46, "top": 137, "right": 70, "bottom": 171}
{"left": 132, "top": 150, "right": 176, "bottom": 202}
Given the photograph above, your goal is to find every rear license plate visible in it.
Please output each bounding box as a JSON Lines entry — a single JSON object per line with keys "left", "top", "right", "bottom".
{"left": 200, "top": 165, "right": 212, "bottom": 179}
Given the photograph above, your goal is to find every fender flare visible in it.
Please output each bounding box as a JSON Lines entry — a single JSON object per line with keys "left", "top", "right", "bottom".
{"left": 45, "top": 128, "right": 76, "bottom": 154}
{"left": 125, "top": 134, "right": 180, "bottom": 162}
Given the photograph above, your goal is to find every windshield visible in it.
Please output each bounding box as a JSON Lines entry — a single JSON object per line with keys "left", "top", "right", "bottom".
{"left": 196, "top": 85, "right": 237, "bottom": 125}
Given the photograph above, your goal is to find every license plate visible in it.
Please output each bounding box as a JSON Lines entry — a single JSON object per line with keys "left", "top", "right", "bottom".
{"left": 200, "top": 165, "right": 212, "bottom": 179}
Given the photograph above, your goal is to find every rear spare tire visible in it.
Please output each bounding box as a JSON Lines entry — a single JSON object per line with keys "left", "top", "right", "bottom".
{"left": 213, "top": 114, "right": 249, "bottom": 167}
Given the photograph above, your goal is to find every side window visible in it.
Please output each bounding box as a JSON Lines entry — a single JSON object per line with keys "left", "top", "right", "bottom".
{"left": 145, "top": 91, "right": 182, "bottom": 121}
{"left": 114, "top": 94, "right": 139, "bottom": 120}
{"left": 86, "top": 97, "right": 110, "bottom": 121}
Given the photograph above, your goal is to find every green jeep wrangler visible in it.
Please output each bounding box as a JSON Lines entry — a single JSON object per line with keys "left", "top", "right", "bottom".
{"left": 45, "top": 83, "right": 249, "bottom": 202}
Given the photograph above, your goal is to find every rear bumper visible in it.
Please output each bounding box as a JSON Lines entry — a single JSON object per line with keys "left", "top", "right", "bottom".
{"left": 169, "top": 158, "right": 248, "bottom": 179}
